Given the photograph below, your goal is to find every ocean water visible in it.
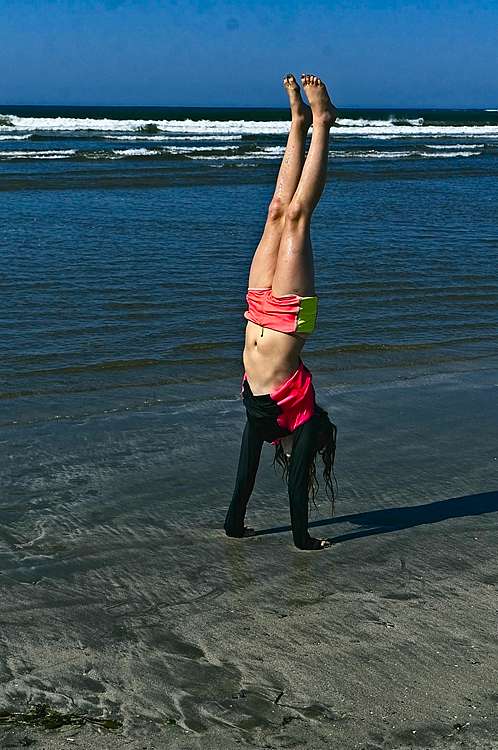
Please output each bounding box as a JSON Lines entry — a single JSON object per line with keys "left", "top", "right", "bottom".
{"left": 1, "top": 106, "right": 498, "bottom": 423}
{"left": 1, "top": 104, "right": 498, "bottom": 559}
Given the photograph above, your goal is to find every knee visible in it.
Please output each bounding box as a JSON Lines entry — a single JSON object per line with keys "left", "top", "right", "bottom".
{"left": 267, "top": 197, "right": 286, "bottom": 223}
{"left": 286, "top": 199, "right": 309, "bottom": 224}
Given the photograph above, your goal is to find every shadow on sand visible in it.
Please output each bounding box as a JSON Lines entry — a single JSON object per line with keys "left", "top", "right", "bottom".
{"left": 255, "top": 490, "right": 498, "bottom": 544}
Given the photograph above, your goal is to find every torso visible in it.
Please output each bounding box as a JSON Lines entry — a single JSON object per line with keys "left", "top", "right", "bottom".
{"left": 243, "top": 321, "right": 306, "bottom": 395}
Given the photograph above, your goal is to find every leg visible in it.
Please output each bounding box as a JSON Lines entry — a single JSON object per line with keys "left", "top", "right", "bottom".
{"left": 272, "top": 75, "right": 336, "bottom": 297}
{"left": 247, "top": 74, "right": 311, "bottom": 289}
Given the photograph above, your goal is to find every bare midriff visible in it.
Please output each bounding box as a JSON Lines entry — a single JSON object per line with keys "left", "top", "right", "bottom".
{"left": 243, "top": 320, "right": 306, "bottom": 395}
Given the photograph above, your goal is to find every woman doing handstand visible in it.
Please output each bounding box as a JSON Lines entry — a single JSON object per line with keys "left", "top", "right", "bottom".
{"left": 224, "top": 73, "right": 337, "bottom": 551}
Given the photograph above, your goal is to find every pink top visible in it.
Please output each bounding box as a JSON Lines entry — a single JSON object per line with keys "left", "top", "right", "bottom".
{"left": 242, "top": 360, "right": 315, "bottom": 439}
{"left": 271, "top": 360, "right": 315, "bottom": 434}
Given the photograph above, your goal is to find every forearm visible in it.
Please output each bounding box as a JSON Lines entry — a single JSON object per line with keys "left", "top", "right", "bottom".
{"left": 224, "top": 421, "right": 263, "bottom": 537}
{"left": 287, "top": 418, "right": 316, "bottom": 549}
{"left": 288, "top": 473, "right": 312, "bottom": 548}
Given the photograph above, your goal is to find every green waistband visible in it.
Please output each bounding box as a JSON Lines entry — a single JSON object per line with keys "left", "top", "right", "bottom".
{"left": 296, "top": 296, "right": 318, "bottom": 333}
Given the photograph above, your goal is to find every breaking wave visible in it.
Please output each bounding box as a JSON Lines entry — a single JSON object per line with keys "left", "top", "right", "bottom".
{"left": 2, "top": 114, "right": 498, "bottom": 139}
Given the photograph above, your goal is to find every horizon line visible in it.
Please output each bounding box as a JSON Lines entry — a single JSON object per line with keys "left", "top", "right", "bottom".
{"left": 1, "top": 103, "right": 496, "bottom": 111}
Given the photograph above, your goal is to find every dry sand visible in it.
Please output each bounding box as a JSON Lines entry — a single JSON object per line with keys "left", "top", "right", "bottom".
{"left": 1, "top": 367, "right": 498, "bottom": 749}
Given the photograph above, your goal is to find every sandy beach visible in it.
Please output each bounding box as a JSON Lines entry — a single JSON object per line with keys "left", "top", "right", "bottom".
{"left": 2, "top": 365, "right": 498, "bottom": 749}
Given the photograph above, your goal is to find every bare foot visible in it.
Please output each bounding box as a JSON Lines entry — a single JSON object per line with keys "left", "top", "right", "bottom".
{"left": 283, "top": 73, "right": 312, "bottom": 129}
{"left": 300, "top": 74, "right": 337, "bottom": 127}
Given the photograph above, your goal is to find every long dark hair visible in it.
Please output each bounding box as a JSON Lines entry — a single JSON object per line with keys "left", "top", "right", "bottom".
{"left": 273, "top": 406, "right": 338, "bottom": 513}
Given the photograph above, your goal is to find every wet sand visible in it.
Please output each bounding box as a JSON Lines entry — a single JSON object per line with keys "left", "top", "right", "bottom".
{"left": 1, "top": 366, "right": 498, "bottom": 749}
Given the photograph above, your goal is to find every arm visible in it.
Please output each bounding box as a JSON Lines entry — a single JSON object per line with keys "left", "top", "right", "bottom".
{"left": 288, "top": 416, "right": 328, "bottom": 550}
{"left": 224, "top": 419, "right": 264, "bottom": 537}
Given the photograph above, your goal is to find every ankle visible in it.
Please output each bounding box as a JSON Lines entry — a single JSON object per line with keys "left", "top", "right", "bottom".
{"left": 312, "top": 112, "right": 334, "bottom": 128}
{"left": 291, "top": 113, "right": 311, "bottom": 130}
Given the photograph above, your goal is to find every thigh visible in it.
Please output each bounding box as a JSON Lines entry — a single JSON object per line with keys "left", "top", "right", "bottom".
{"left": 248, "top": 221, "right": 284, "bottom": 289}
{"left": 271, "top": 223, "right": 315, "bottom": 297}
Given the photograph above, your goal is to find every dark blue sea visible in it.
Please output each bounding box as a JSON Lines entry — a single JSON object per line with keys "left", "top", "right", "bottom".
{"left": 2, "top": 105, "right": 498, "bottom": 424}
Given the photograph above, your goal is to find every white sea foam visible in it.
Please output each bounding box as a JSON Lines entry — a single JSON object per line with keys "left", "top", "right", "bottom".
{"left": 192, "top": 148, "right": 481, "bottom": 162}
{"left": 420, "top": 151, "right": 479, "bottom": 158}
{"left": 177, "top": 134, "right": 243, "bottom": 141}
{"left": 337, "top": 117, "right": 424, "bottom": 127}
{"left": 0, "top": 145, "right": 482, "bottom": 163}
{"left": 191, "top": 154, "right": 281, "bottom": 161}
{"left": 340, "top": 151, "right": 412, "bottom": 159}
{"left": 261, "top": 146, "right": 285, "bottom": 155}
{"left": 103, "top": 135, "right": 172, "bottom": 141}
{"left": 0, "top": 115, "right": 292, "bottom": 135}
{"left": 0, "top": 134, "right": 32, "bottom": 140}
{"left": 103, "top": 134, "right": 243, "bottom": 141}
{"left": 0, "top": 149, "right": 76, "bottom": 159}
{"left": 334, "top": 125, "right": 498, "bottom": 138}
{"left": 2, "top": 113, "right": 498, "bottom": 138}
{"left": 110, "top": 148, "right": 162, "bottom": 157}
{"left": 366, "top": 135, "right": 399, "bottom": 140}
{"left": 166, "top": 145, "right": 239, "bottom": 153}
{"left": 425, "top": 143, "right": 483, "bottom": 150}
{"left": 332, "top": 149, "right": 480, "bottom": 159}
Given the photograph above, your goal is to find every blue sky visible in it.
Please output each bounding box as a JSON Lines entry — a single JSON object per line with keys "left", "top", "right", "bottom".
{"left": 1, "top": 0, "right": 497, "bottom": 107}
